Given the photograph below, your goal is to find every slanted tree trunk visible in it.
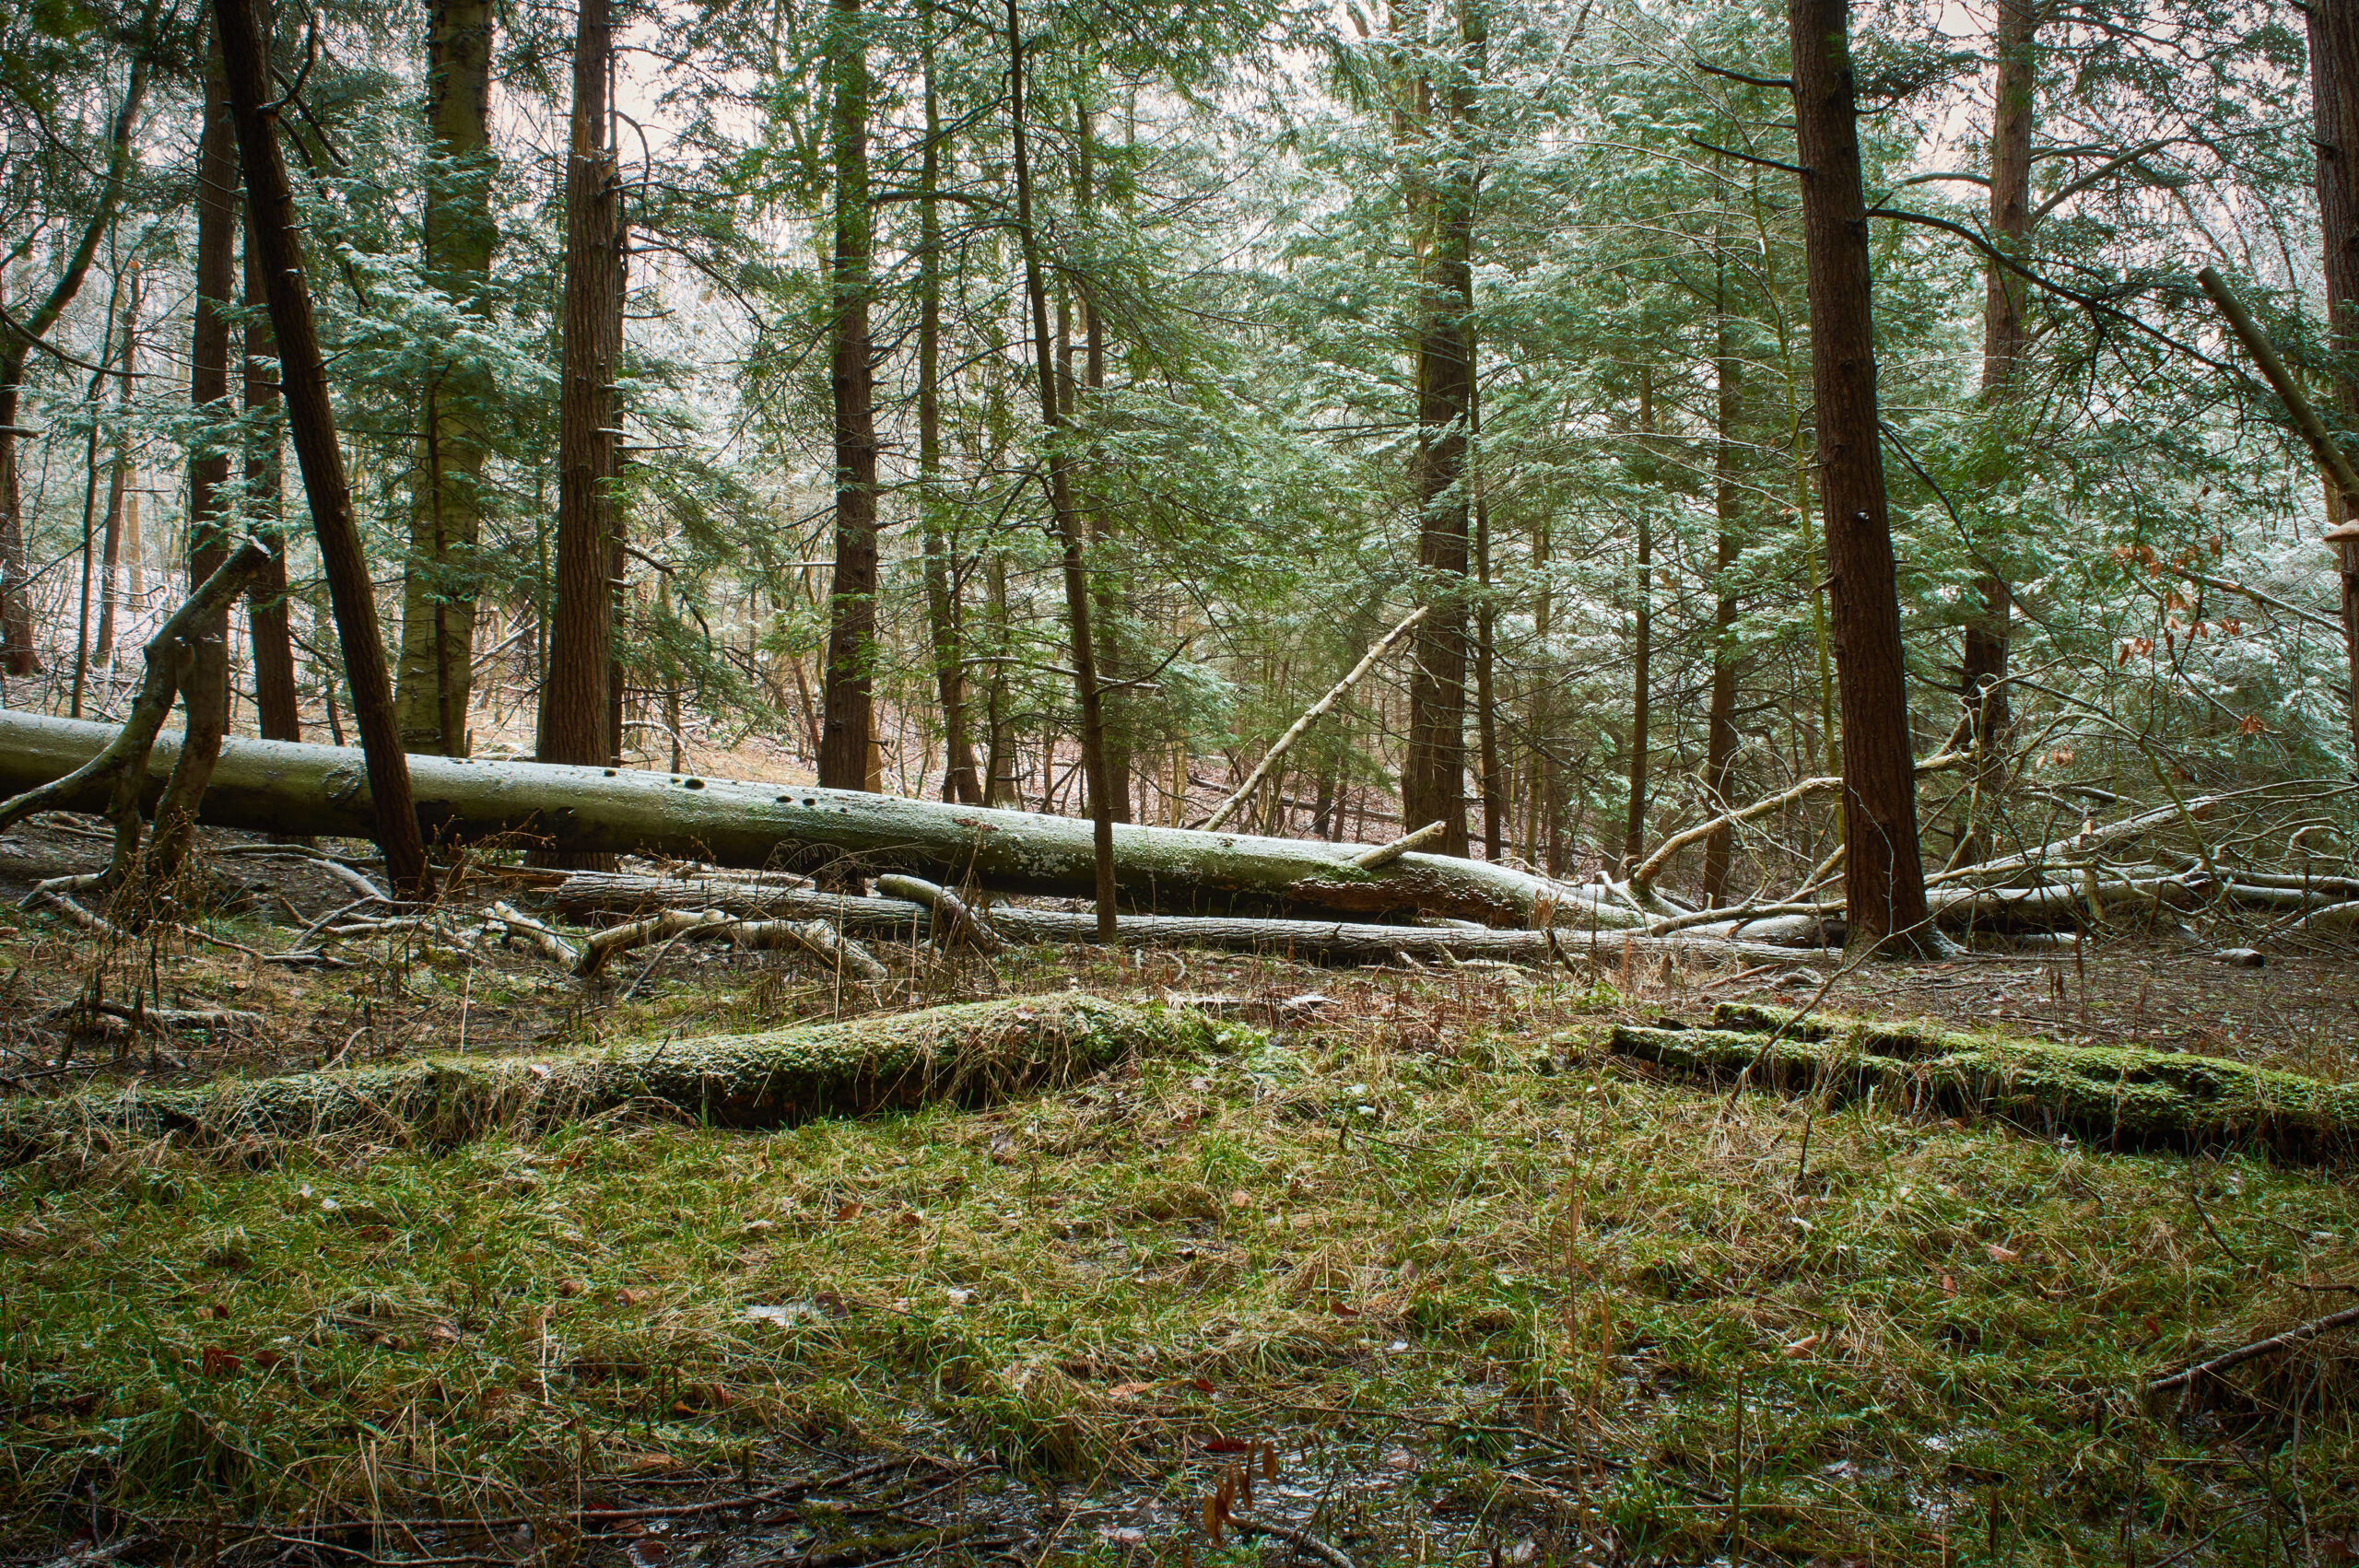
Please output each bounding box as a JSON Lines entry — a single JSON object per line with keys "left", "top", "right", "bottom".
{"left": 394, "top": 0, "right": 497, "bottom": 756}
{"left": 217, "top": 0, "right": 430, "bottom": 893}
{"left": 145, "top": 44, "right": 240, "bottom": 886}
{"left": 243, "top": 213, "right": 299, "bottom": 741}
{"left": 1701, "top": 271, "right": 1744, "bottom": 904}
{"left": 1402, "top": 0, "right": 1484, "bottom": 860}
{"left": 2310, "top": 0, "right": 2359, "bottom": 763}
{"left": 539, "top": 0, "right": 624, "bottom": 782}
{"left": 1955, "top": 0, "right": 2036, "bottom": 859}
{"left": 817, "top": 0, "right": 879, "bottom": 793}
{"left": 1787, "top": 0, "right": 1931, "bottom": 949}
{"left": 1008, "top": 0, "right": 1116, "bottom": 936}
{"left": 0, "top": 42, "right": 150, "bottom": 675}
{"left": 915, "top": 12, "right": 980, "bottom": 804}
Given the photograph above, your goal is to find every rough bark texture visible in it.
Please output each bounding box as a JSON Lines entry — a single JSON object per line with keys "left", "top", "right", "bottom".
{"left": 1956, "top": 0, "right": 2035, "bottom": 858}
{"left": 0, "top": 50, "right": 149, "bottom": 674}
{"left": 540, "top": 0, "right": 623, "bottom": 775}
{"left": 1076, "top": 106, "right": 1132, "bottom": 825}
{"left": 1788, "top": 0, "right": 1931, "bottom": 949}
{"left": 1621, "top": 370, "right": 1654, "bottom": 876}
{"left": 2311, "top": 0, "right": 2359, "bottom": 763}
{"left": 1008, "top": 0, "right": 1117, "bottom": 936}
{"left": 394, "top": 0, "right": 497, "bottom": 755}
{"left": 818, "top": 0, "right": 880, "bottom": 792}
{"left": 0, "top": 995, "right": 1217, "bottom": 1160}
{"left": 1612, "top": 1004, "right": 2359, "bottom": 1161}
{"left": 217, "top": 0, "right": 430, "bottom": 893}
{"left": 1401, "top": 1, "right": 1483, "bottom": 860}
{"left": 0, "top": 709, "right": 1603, "bottom": 928}
{"left": 243, "top": 216, "right": 299, "bottom": 742}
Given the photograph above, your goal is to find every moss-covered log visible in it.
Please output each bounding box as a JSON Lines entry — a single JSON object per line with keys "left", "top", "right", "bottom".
{"left": 1605, "top": 1004, "right": 2359, "bottom": 1159}
{"left": 1, "top": 994, "right": 1215, "bottom": 1161}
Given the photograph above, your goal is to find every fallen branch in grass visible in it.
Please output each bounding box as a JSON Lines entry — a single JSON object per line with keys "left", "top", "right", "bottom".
{"left": 0, "top": 994, "right": 1215, "bottom": 1159}
{"left": 2148, "top": 1304, "right": 2359, "bottom": 1395}
{"left": 1227, "top": 1516, "right": 1357, "bottom": 1568}
{"left": 1607, "top": 1004, "right": 2359, "bottom": 1159}
{"left": 1627, "top": 751, "right": 1967, "bottom": 898}
{"left": 874, "top": 873, "right": 1003, "bottom": 953}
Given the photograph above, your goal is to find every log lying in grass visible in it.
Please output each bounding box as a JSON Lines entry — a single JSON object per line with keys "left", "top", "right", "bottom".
{"left": 514, "top": 871, "right": 1839, "bottom": 964}
{"left": 0, "top": 995, "right": 1215, "bottom": 1160}
{"left": 1606, "top": 1004, "right": 2359, "bottom": 1159}
{"left": 0, "top": 709, "right": 1603, "bottom": 930}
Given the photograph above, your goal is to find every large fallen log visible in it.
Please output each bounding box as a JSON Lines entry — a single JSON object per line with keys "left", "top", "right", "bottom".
{"left": 512, "top": 871, "right": 1840, "bottom": 962}
{"left": 0, "top": 710, "right": 1607, "bottom": 930}
{"left": 0, "top": 994, "right": 1215, "bottom": 1161}
{"left": 1607, "top": 1003, "right": 2358, "bottom": 1159}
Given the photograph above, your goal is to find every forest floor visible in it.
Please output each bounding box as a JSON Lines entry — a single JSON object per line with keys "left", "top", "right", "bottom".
{"left": 1, "top": 822, "right": 2355, "bottom": 1568}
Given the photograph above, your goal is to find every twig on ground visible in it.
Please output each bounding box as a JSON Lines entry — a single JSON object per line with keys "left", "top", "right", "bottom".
{"left": 2148, "top": 1304, "right": 2359, "bottom": 1395}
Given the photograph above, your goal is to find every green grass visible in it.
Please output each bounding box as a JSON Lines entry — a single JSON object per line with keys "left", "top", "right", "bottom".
{"left": 3, "top": 965, "right": 2355, "bottom": 1565}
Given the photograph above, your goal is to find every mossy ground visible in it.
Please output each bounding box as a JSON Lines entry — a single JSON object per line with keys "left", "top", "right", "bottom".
{"left": 1, "top": 835, "right": 2356, "bottom": 1566}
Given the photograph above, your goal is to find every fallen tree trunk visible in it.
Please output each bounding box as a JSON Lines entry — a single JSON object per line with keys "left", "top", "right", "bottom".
{"left": 1607, "top": 1003, "right": 2358, "bottom": 1160}
{"left": 516, "top": 871, "right": 1841, "bottom": 963}
{"left": 1, "top": 994, "right": 1215, "bottom": 1161}
{"left": 0, "top": 710, "right": 1605, "bottom": 930}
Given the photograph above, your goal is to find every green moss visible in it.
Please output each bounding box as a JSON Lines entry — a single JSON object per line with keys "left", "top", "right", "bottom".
{"left": 1603, "top": 1006, "right": 2359, "bottom": 1157}
{"left": 1, "top": 994, "right": 1215, "bottom": 1159}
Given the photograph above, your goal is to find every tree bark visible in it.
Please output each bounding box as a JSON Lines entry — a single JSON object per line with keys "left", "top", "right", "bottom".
{"left": 539, "top": 0, "right": 624, "bottom": 782}
{"left": 1076, "top": 102, "right": 1132, "bottom": 824}
{"left": 1473, "top": 401, "right": 1503, "bottom": 860}
{"left": 1955, "top": 0, "right": 2036, "bottom": 857}
{"left": 1701, "top": 285, "right": 1743, "bottom": 904}
{"left": 93, "top": 266, "right": 138, "bottom": 673}
{"left": 146, "top": 42, "right": 241, "bottom": 885}
{"left": 0, "top": 708, "right": 1614, "bottom": 929}
{"left": 916, "top": 12, "right": 980, "bottom": 804}
{"left": 1008, "top": 0, "right": 1118, "bottom": 937}
{"left": 1787, "top": 0, "right": 1932, "bottom": 950}
{"left": 2309, "top": 0, "right": 2359, "bottom": 766}
{"left": 243, "top": 212, "right": 299, "bottom": 741}
{"left": 216, "top": 0, "right": 430, "bottom": 893}
{"left": 1401, "top": 0, "right": 1483, "bottom": 860}
{"left": 0, "top": 41, "right": 151, "bottom": 675}
{"left": 817, "top": 0, "right": 879, "bottom": 792}
{"left": 394, "top": 0, "right": 498, "bottom": 755}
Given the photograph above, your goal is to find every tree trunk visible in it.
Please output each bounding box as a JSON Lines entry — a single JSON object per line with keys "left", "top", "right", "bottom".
{"left": 916, "top": 16, "right": 980, "bottom": 804}
{"left": 1788, "top": 0, "right": 1931, "bottom": 950}
{"left": 1955, "top": 0, "right": 2035, "bottom": 858}
{"left": 1472, "top": 396, "right": 1503, "bottom": 860}
{"left": 93, "top": 267, "right": 137, "bottom": 673}
{"left": 0, "top": 45, "right": 150, "bottom": 676}
{"left": 539, "top": 0, "right": 624, "bottom": 783}
{"left": 2310, "top": 0, "right": 2359, "bottom": 765}
{"left": 1008, "top": 0, "right": 1117, "bottom": 937}
{"left": 69, "top": 275, "right": 123, "bottom": 721}
{"left": 216, "top": 0, "right": 430, "bottom": 894}
{"left": 1701, "top": 284, "right": 1743, "bottom": 904}
{"left": 1075, "top": 103, "right": 1132, "bottom": 825}
{"left": 243, "top": 213, "right": 299, "bottom": 741}
{"left": 817, "top": 0, "right": 879, "bottom": 793}
{"left": 146, "top": 44, "right": 241, "bottom": 885}
{"left": 394, "top": 0, "right": 497, "bottom": 756}
{"left": 0, "top": 708, "right": 1612, "bottom": 930}
{"left": 1621, "top": 367, "right": 1653, "bottom": 876}
{"left": 1401, "top": 0, "right": 1483, "bottom": 860}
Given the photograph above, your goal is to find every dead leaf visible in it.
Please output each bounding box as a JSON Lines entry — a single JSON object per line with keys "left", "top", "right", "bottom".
{"left": 1203, "top": 1437, "right": 1251, "bottom": 1454}
{"left": 1781, "top": 1333, "right": 1821, "bottom": 1358}
{"left": 1108, "top": 1381, "right": 1155, "bottom": 1398}
{"left": 199, "top": 1345, "right": 241, "bottom": 1377}
{"left": 557, "top": 1279, "right": 587, "bottom": 1298}
{"left": 834, "top": 1200, "right": 864, "bottom": 1223}
{"left": 1984, "top": 1243, "right": 2019, "bottom": 1263}
{"left": 615, "top": 1287, "right": 658, "bottom": 1307}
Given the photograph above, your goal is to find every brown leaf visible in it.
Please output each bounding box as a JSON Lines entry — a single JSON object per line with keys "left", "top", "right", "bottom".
{"left": 557, "top": 1279, "right": 588, "bottom": 1298}
{"left": 199, "top": 1345, "right": 241, "bottom": 1378}
{"left": 1781, "top": 1333, "right": 1822, "bottom": 1358}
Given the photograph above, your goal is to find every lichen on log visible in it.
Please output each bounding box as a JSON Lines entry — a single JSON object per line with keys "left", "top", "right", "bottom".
{"left": 1, "top": 994, "right": 1217, "bottom": 1161}
{"left": 1604, "top": 1004, "right": 2359, "bottom": 1159}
